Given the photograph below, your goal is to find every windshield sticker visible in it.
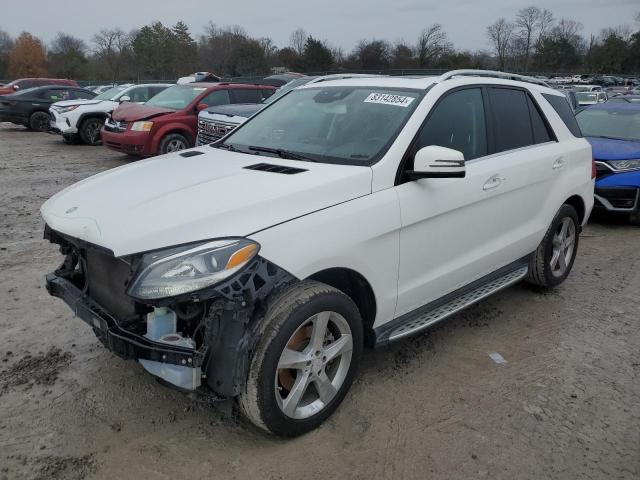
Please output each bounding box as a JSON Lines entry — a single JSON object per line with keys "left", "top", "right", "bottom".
{"left": 364, "top": 93, "right": 415, "bottom": 107}
{"left": 192, "top": 87, "right": 207, "bottom": 91}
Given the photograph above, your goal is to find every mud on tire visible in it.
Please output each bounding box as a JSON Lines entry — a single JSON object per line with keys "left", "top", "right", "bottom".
{"left": 239, "top": 280, "right": 363, "bottom": 436}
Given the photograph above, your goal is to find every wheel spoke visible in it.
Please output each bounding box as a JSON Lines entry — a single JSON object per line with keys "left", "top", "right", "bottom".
{"left": 281, "top": 371, "right": 310, "bottom": 416}
{"left": 309, "top": 312, "right": 330, "bottom": 351}
{"left": 550, "top": 249, "right": 561, "bottom": 270}
{"left": 558, "top": 249, "right": 568, "bottom": 271}
{"left": 559, "top": 219, "right": 569, "bottom": 240}
{"left": 278, "top": 348, "right": 310, "bottom": 370}
{"left": 314, "top": 372, "right": 337, "bottom": 404}
{"left": 323, "top": 334, "right": 353, "bottom": 364}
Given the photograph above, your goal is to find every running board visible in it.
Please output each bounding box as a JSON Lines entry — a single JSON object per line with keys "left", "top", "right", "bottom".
{"left": 376, "top": 263, "right": 529, "bottom": 345}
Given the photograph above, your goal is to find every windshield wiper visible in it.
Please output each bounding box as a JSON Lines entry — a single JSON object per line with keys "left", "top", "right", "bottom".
{"left": 248, "top": 145, "right": 319, "bottom": 162}
{"left": 211, "top": 142, "right": 238, "bottom": 151}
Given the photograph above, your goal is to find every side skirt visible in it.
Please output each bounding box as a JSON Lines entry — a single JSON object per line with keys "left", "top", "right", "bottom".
{"left": 374, "top": 256, "right": 531, "bottom": 346}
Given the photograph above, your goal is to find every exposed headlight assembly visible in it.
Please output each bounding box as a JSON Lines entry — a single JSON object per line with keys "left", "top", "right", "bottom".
{"left": 127, "top": 239, "right": 259, "bottom": 300}
{"left": 131, "top": 121, "right": 154, "bottom": 132}
{"left": 606, "top": 159, "right": 640, "bottom": 171}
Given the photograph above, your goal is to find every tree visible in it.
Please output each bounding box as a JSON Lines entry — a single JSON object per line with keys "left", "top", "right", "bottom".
{"left": 587, "top": 30, "right": 631, "bottom": 74}
{"left": 354, "top": 40, "right": 391, "bottom": 69}
{"left": 8, "top": 32, "right": 47, "bottom": 77}
{"left": 233, "top": 39, "right": 267, "bottom": 75}
{"left": 0, "top": 28, "right": 13, "bottom": 79}
{"left": 302, "top": 36, "right": 333, "bottom": 72}
{"left": 277, "top": 47, "right": 302, "bottom": 70}
{"left": 487, "top": 18, "right": 515, "bottom": 70}
{"left": 172, "top": 21, "right": 197, "bottom": 76}
{"left": 514, "top": 7, "right": 554, "bottom": 71}
{"left": 289, "top": 28, "right": 307, "bottom": 56}
{"left": 48, "top": 33, "right": 87, "bottom": 78}
{"left": 415, "top": 24, "right": 452, "bottom": 68}
{"left": 92, "top": 28, "right": 131, "bottom": 82}
{"left": 391, "top": 42, "right": 414, "bottom": 69}
{"left": 133, "top": 22, "right": 176, "bottom": 79}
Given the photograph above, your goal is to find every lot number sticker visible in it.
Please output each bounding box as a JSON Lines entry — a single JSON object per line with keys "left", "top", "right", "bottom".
{"left": 364, "top": 92, "right": 415, "bottom": 107}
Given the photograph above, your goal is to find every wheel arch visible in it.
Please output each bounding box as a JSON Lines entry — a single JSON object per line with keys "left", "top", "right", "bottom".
{"left": 306, "top": 267, "right": 377, "bottom": 347}
{"left": 563, "top": 194, "right": 586, "bottom": 225}
{"left": 152, "top": 125, "right": 195, "bottom": 153}
{"left": 77, "top": 111, "right": 108, "bottom": 126}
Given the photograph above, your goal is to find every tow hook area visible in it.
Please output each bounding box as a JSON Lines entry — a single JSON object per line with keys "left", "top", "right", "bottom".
{"left": 139, "top": 307, "right": 202, "bottom": 390}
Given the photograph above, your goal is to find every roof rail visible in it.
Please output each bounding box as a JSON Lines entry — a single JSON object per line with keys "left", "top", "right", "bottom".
{"left": 438, "top": 69, "right": 550, "bottom": 87}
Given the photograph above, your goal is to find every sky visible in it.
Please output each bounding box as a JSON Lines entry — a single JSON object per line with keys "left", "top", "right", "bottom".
{"left": 0, "top": 0, "right": 638, "bottom": 52}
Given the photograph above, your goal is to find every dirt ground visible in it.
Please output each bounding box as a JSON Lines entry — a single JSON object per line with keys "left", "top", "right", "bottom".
{"left": 0, "top": 123, "right": 638, "bottom": 480}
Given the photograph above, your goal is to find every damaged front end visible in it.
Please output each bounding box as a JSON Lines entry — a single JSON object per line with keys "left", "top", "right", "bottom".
{"left": 44, "top": 225, "right": 294, "bottom": 397}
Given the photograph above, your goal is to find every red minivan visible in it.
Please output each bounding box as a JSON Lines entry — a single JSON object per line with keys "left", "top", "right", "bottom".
{"left": 101, "top": 83, "right": 276, "bottom": 157}
{"left": 0, "top": 78, "right": 78, "bottom": 95}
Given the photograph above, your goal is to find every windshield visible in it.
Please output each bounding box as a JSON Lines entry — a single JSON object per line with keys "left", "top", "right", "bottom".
{"left": 95, "top": 86, "right": 127, "bottom": 101}
{"left": 145, "top": 85, "right": 206, "bottom": 110}
{"left": 263, "top": 77, "right": 314, "bottom": 104}
{"left": 576, "top": 108, "right": 640, "bottom": 142}
{"left": 222, "top": 86, "right": 422, "bottom": 165}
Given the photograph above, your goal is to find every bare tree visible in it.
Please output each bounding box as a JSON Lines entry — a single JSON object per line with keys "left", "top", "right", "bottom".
{"left": 487, "top": 18, "right": 515, "bottom": 70}
{"left": 289, "top": 28, "right": 307, "bottom": 56}
{"left": 549, "top": 19, "right": 585, "bottom": 52}
{"left": 415, "top": 24, "right": 452, "bottom": 67}
{"left": 92, "top": 28, "right": 131, "bottom": 82}
{"left": 515, "top": 6, "right": 554, "bottom": 71}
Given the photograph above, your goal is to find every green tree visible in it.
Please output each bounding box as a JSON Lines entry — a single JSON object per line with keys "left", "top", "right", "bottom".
{"left": 302, "top": 37, "right": 333, "bottom": 72}
{"left": 172, "top": 21, "right": 197, "bottom": 76}
{"left": 132, "top": 22, "right": 175, "bottom": 79}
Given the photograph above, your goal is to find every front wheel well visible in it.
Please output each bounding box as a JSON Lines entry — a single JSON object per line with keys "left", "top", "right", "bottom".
{"left": 563, "top": 195, "right": 586, "bottom": 225}
{"left": 307, "top": 268, "right": 377, "bottom": 347}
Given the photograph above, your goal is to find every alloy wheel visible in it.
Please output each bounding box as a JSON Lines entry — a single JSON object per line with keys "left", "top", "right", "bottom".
{"left": 550, "top": 217, "right": 576, "bottom": 277}
{"left": 275, "top": 311, "right": 353, "bottom": 419}
{"left": 165, "top": 139, "right": 186, "bottom": 152}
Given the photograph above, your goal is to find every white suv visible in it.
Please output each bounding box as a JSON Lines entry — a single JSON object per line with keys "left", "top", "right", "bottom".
{"left": 49, "top": 83, "right": 171, "bottom": 145}
{"left": 41, "top": 70, "right": 594, "bottom": 436}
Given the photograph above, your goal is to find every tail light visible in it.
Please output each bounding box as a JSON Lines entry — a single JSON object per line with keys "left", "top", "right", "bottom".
{"left": 591, "top": 158, "right": 597, "bottom": 179}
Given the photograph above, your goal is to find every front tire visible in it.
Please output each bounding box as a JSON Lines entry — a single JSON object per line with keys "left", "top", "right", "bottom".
{"left": 239, "top": 281, "right": 363, "bottom": 436}
{"left": 79, "top": 117, "right": 104, "bottom": 145}
{"left": 159, "top": 133, "right": 190, "bottom": 154}
{"left": 28, "top": 111, "right": 50, "bottom": 132}
{"left": 526, "top": 204, "right": 579, "bottom": 288}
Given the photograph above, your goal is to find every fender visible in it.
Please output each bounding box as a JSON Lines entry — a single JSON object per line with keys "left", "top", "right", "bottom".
{"left": 150, "top": 121, "right": 197, "bottom": 154}
{"left": 76, "top": 111, "right": 108, "bottom": 127}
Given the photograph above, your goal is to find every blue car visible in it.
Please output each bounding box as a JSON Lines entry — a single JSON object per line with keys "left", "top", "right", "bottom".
{"left": 576, "top": 103, "right": 640, "bottom": 225}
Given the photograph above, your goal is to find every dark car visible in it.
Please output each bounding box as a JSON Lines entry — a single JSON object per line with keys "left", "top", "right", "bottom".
{"left": 576, "top": 103, "right": 640, "bottom": 225}
{"left": 0, "top": 78, "right": 79, "bottom": 96}
{"left": 0, "top": 86, "right": 96, "bottom": 131}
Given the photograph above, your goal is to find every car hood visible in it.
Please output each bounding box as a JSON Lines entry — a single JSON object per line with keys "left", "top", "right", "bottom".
{"left": 586, "top": 137, "right": 640, "bottom": 161}
{"left": 111, "top": 103, "right": 175, "bottom": 122}
{"left": 52, "top": 99, "right": 109, "bottom": 108}
{"left": 204, "top": 103, "right": 263, "bottom": 118}
{"left": 41, "top": 148, "right": 372, "bottom": 257}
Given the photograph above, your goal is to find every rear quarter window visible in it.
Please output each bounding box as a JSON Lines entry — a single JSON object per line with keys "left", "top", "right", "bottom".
{"left": 542, "top": 93, "right": 583, "bottom": 137}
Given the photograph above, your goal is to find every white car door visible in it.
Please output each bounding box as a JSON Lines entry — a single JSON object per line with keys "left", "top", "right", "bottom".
{"left": 393, "top": 86, "right": 561, "bottom": 318}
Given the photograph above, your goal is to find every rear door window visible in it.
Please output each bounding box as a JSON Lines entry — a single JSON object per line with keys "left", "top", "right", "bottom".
{"left": 201, "top": 89, "right": 231, "bottom": 107}
{"left": 488, "top": 88, "right": 533, "bottom": 152}
{"left": 542, "top": 93, "right": 583, "bottom": 137}
{"left": 231, "top": 89, "right": 260, "bottom": 104}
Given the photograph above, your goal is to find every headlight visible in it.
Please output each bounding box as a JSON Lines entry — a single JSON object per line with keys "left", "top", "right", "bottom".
{"left": 606, "top": 159, "right": 640, "bottom": 171}
{"left": 53, "top": 105, "right": 78, "bottom": 114}
{"left": 127, "top": 239, "right": 259, "bottom": 300}
{"left": 131, "top": 121, "right": 153, "bottom": 132}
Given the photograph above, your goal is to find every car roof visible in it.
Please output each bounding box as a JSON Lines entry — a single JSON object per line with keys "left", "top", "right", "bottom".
{"left": 297, "top": 74, "right": 560, "bottom": 95}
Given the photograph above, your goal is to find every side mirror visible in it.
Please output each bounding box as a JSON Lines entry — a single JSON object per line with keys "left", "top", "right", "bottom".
{"left": 119, "top": 95, "right": 131, "bottom": 103}
{"left": 196, "top": 103, "right": 208, "bottom": 112}
{"left": 407, "top": 146, "right": 466, "bottom": 179}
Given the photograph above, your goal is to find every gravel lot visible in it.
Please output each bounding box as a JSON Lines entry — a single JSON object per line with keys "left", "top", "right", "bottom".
{"left": 0, "top": 124, "right": 639, "bottom": 480}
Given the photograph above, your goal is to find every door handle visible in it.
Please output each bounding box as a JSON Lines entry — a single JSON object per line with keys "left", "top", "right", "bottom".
{"left": 552, "top": 157, "right": 566, "bottom": 170}
{"left": 483, "top": 174, "right": 505, "bottom": 191}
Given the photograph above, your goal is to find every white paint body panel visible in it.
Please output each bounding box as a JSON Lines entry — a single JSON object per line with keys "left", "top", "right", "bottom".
{"left": 42, "top": 75, "right": 594, "bottom": 330}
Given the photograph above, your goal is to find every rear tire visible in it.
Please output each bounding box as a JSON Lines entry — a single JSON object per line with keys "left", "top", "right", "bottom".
{"left": 526, "top": 204, "right": 579, "bottom": 288}
{"left": 239, "top": 281, "right": 363, "bottom": 436}
{"left": 159, "top": 133, "right": 189, "bottom": 155}
{"left": 28, "top": 111, "right": 50, "bottom": 132}
{"left": 79, "top": 117, "right": 104, "bottom": 145}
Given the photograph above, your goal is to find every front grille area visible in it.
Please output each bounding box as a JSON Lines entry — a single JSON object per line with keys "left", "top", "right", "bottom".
{"left": 595, "top": 187, "right": 639, "bottom": 209}
{"left": 197, "top": 119, "right": 238, "bottom": 145}
{"left": 104, "top": 119, "right": 129, "bottom": 133}
{"left": 85, "top": 249, "right": 137, "bottom": 321}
